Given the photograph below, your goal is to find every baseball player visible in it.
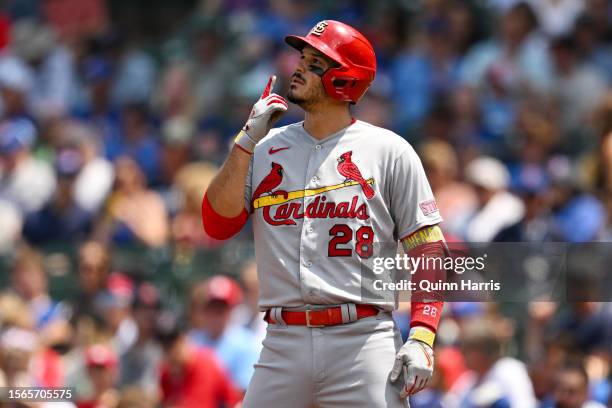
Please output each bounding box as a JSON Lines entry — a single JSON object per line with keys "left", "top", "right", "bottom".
{"left": 203, "top": 20, "right": 446, "bottom": 408}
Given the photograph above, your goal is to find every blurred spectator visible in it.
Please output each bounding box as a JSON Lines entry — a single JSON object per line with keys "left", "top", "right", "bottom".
{"left": 232, "top": 260, "right": 266, "bottom": 349}
{"left": 0, "top": 326, "right": 38, "bottom": 387}
{"left": 549, "top": 34, "right": 607, "bottom": 146}
{"left": 528, "top": 0, "right": 584, "bottom": 37}
{"left": 497, "top": 111, "right": 556, "bottom": 240}
{"left": 119, "top": 282, "right": 163, "bottom": 395}
{"left": 77, "top": 343, "right": 119, "bottom": 408}
{"left": 94, "top": 272, "right": 137, "bottom": 356}
{"left": 105, "top": 32, "right": 157, "bottom": 107}
{"left": 419, "top": 140, "right": 477, "bottom": 237}
{"left": 154, "top": 63, "right": 196, "bottom": 120}
{"left": 188, "top": 275, "right": 259, "bottom": 391}
{"left": 157, "top": 311, "right": 241, "bottom": 408}
{"left": 462, "top": 156, "right": 525, "bottom": 241}
{"left": 602, "top": 191, "right": 612, "bottom": 241}
{"left": 391, "top": 14, "right": 461, "bottom": 129}
{"left": 0, "top": 302, "right": 63, "bottom": 388}
{"left": 0, "top": 117, "right": 56, "bottom": 213}
{"left": 572, "top": 15, "right": 612, "bottom": 85}
{"left": 452, "top": 318, "right": 537, "bottom": 408}
{"left": 550, "top": 181, "right": 606, "bottom": 242}
{"left": 0, "top": 55, "right": 33, "bottom": 118}
{"left": 98, "top": 156, "right": 168, "bottom": 247}
{"left": 190, "top": 26, "right": 240, "bottom": 122}
{"left": 109, "top": 103, "right": 160, "bottom": 185}
{"left": 116, "top": 386, "right": 157, "bottom": 408}
{"left": 593, "top": 94, "right": 612, "bottom": 199}
{"left": 494, "top": 184, "right": 554, "bottom": 242}
{"left": 543, "top": 302, "right": 612, "bottom": 355}
{"left": 508, "top": 103, "right": 557, "bottom": 188}
{"left": 171, "top": 161, "right": 220, "bottom": 247}
{"left": 0, "top": 292, "right": 35, "bottom": 329}
{"left": 462, "top": 2, "right": 551, "bottom": 92}
{"left": 74, "top": 240, "right": 110, "bottom": 321}
{"left": 23, "top": 148, "right": 94, "bottom": 244}
{"left": 0, "top": 13, "right": 9, "bottom": 50}
{"left": 58, "top": 120, "right": 115, "bottom": 213}
{"left": 72, "top": 55, "right": 122, "bottom": 160}
{"left": 8, "top": 245, "right": 67, "bottom": 329}
{"left": 0, "top": 197, "right": 22, "bottom": 253}
{"left": 448, "top": 86, "right": 486, "bottom": 159}
{"left": 10, "top": 19, "right": 76, "bottom": 119}
{"left": 542, "top": 363, "right": 606, "bottom": 408}
{"left": 160, "top": 116, "right": 195, "bottom": 186}
{"left": 460, "top": 2, "right": 552, "bottom": 139}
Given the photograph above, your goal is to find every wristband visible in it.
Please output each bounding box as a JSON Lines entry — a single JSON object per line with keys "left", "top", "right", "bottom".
{"left": 234, "top": 130, "right": 256, "bottom": 154}
{"left": 408, "top": 326, "right": 436, "bottom": 348}
{"left": 410, "top": 300, "right": 443, "bottom": 332}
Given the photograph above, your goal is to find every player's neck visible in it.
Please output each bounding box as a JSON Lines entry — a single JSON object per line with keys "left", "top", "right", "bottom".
{"left": 303, "top": 105, "right": 352, "bottom": 140}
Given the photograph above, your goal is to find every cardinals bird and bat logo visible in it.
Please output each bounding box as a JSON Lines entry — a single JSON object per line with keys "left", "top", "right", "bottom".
{"left": 252, "top": 151, "right": 375, "bottom": 226}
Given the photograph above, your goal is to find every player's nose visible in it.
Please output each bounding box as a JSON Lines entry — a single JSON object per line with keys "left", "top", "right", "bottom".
{"left": 294, "top": 59, "right": 308, "bottom": 76}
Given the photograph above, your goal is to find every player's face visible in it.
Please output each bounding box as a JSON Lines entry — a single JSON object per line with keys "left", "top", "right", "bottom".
{"left": 287, "top": 46, "right": 332, "bottom": 109}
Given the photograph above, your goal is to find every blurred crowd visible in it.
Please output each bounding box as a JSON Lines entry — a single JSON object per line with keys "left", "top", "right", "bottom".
{"left": 0, "top": 0, "right": 611, "bottom": 407}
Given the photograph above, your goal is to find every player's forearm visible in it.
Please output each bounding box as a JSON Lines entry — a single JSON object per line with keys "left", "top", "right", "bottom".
{"left": 206, "top": 145, "right": 252, "bottom": 217}
{"left": 202, "top": 145, "right": 251, "bottom": 240}
{"left": 401, "top": 224, "right": 447, "bottom": 347}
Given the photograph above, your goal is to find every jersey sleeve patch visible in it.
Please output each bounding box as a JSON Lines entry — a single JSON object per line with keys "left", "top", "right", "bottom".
{"left": 419, "top": 199, "right": 439, "bottom": 216}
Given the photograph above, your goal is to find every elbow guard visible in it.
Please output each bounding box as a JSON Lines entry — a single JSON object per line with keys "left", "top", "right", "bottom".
{"left": 202, "top": 193, "right": 248, "bottom": 240}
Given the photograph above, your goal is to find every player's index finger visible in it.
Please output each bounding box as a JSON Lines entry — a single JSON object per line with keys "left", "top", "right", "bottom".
{"left": 261, "top": 75, "right": 276, "bottom": 98}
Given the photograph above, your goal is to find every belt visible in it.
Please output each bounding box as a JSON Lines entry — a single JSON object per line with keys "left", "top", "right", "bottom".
{"left": 264, "top": 304, "right": 380, "bottom": 328}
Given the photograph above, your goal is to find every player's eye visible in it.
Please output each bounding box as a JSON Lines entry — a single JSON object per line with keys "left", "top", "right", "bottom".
{"left": 308, "top": 64, "right": 326, "bottom": 75}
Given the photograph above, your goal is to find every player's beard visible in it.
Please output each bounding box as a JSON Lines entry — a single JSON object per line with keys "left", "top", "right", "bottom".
{"left": 287, "top": 80, "right": 327, "bottom": 112}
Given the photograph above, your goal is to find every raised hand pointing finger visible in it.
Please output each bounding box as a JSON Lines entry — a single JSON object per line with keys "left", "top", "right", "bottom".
{"left": 235, "top": 74, "right": 287, "bottom": 154}
{"left": 261, "top": 75, "right": 277, "bottom": 99}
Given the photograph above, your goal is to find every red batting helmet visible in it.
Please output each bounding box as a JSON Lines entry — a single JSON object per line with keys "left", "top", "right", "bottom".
{"left": 285, "top": 20, "right": 376, "bottom": 104}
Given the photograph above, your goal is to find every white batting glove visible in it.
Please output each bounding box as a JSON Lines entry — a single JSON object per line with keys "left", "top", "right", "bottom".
{"left": 235, "top": 75, "right": 288, "bottom": 154}
{"left": 390, "top": 327, "right": 435, "bottom": 399}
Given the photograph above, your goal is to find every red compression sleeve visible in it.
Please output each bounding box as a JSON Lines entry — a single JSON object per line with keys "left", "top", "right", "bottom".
{"left": 409, "top": 241, "right": 446, "bottom": 333}
{"left": 201, "top": 192, "right": 249, "bottom": 240}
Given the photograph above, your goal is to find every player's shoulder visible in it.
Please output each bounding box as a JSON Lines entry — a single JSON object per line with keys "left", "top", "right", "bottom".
{"left": 259, "top": 122, "right": 303, "bottom": 144}
{"left": 351, "top": 120, "right": 415, "bottom": 156}
{"left": 253, "top": 122, "right": 303, "bottom": 155}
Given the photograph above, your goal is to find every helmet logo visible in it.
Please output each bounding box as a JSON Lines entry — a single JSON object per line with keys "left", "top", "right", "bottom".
{"left": 310, "top": 21, "right": 328, "bottom": 36}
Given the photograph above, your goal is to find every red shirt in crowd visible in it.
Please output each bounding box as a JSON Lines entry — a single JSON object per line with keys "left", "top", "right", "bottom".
{"left": 160, "top": 347, "right": 241, "bottom": 408}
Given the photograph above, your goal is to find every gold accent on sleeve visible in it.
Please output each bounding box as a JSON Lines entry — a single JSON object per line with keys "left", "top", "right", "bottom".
{"left": 402, "top": 225, "right": 445, "bottom": 251}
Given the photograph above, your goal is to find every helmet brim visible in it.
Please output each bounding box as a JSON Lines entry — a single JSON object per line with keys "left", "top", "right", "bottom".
{"left": 284, "top": 35, "right": 345, "bottom": 67}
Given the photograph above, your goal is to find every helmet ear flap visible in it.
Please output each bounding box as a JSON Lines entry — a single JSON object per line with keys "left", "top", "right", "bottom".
{"left": 322, "top": 68, "right": 360, "bottom": 102}
{"left": 332, "top": 78, "right": 356, "bottom": 88}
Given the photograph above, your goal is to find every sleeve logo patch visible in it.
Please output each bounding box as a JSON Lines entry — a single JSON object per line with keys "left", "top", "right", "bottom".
{"left": 419, "top": 199, "right": 439, "bottom": 216}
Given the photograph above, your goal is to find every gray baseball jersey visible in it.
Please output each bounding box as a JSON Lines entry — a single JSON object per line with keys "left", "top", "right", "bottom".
{"left": 245, "top": 120, "right": 442, "bottom": 310}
